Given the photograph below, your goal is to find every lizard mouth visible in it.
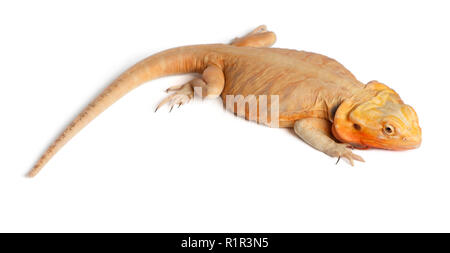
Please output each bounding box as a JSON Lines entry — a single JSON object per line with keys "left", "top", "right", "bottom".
{"left": 349, "top": 143, "right": 369, "bottom": 149}
{"left": 361, "top": 135, "right": 421, "bottom": 150}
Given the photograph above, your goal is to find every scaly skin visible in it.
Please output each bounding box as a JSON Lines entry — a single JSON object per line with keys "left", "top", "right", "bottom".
{"left": 28, "top": 25, "right": 421, "bottom": 177}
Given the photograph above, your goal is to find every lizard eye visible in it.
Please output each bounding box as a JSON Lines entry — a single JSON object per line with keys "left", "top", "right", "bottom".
{"left": 383, "top": 124, "right": 395, "bottom": 135}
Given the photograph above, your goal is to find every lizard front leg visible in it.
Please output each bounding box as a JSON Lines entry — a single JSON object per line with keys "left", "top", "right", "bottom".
{"left": 231, "top": 25, "right": 276, "bottom": 48}
{"left": 156, "top": 64, "right": 224, "bottom": 111}
{"left": 294, "top": 118, "right": 364, "bottom": 166}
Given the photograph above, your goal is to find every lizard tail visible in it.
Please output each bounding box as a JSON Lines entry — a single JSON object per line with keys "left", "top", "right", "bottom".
{"left": 28, "top": 46, "right": 207, "bottom": 177}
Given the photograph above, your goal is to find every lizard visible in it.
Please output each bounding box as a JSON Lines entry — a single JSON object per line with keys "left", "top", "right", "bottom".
{"left": 28, "top": 25, "right": 422, "bottom": 177}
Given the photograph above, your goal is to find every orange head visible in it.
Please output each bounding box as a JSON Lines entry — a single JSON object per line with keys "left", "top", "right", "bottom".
{"left": 332, "top": 81, "right": 421, "bottom": 150}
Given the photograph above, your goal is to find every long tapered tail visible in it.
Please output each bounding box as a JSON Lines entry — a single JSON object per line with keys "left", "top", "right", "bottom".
{"left": 28, "top": 46, "right": 208, "bottom": 177}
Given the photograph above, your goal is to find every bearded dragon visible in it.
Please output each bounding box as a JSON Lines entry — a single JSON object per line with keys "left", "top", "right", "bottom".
{"left": 28, "top": 25, "right": 422, "bottom": 177}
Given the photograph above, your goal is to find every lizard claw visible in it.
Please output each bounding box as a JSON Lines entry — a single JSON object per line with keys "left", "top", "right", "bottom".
{"left": 156, "top": 83, "right": 193, "bottom": 112}
{"left": 329, "top": 143, "right": 365, "bottom": 166}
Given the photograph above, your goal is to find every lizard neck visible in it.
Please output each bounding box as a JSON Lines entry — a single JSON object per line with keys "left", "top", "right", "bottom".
{"left": 325, "top": 80, "right": 373, "bottom": 122}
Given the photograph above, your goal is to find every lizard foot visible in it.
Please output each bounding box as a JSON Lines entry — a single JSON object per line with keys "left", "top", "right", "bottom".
{"left": 156, "top": 83, "right": 193, "bottom": 112}
{"left": 231, "top": 25, "right": 274, "bottom": 47}
{"left": 328, "top": 143, "right": 365, "bottom": 166}
{"left": 248, "top": 25, "right": 268, "bottom": 35}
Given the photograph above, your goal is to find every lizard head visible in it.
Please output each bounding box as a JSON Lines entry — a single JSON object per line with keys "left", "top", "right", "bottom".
{"left": 332, "top": 81, "right": 421, "bottom": 150}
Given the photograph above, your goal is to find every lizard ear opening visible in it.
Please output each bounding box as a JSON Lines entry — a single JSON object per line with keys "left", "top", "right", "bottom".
{"left": 332, "top": 99, "right": 360, "bottom": 144}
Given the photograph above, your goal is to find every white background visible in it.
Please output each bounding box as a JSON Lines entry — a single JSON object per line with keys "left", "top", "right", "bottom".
{"left": 1, "top": 0, "right": 449, "bottom": 232}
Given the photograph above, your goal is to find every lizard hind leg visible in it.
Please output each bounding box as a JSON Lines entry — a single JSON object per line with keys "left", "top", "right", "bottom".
{"left": 231, "top": 25, "right": 276, "bottom": 48}
{"left": 156, "top": 64, "right": 225, "bottom": 111}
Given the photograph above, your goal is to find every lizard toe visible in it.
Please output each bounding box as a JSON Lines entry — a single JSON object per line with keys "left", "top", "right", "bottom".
{"left": 156, "top": 88, "right": 193, "bottom": 112}
{"left": 331, "top": 143, "right": 364, "bottom": 166}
